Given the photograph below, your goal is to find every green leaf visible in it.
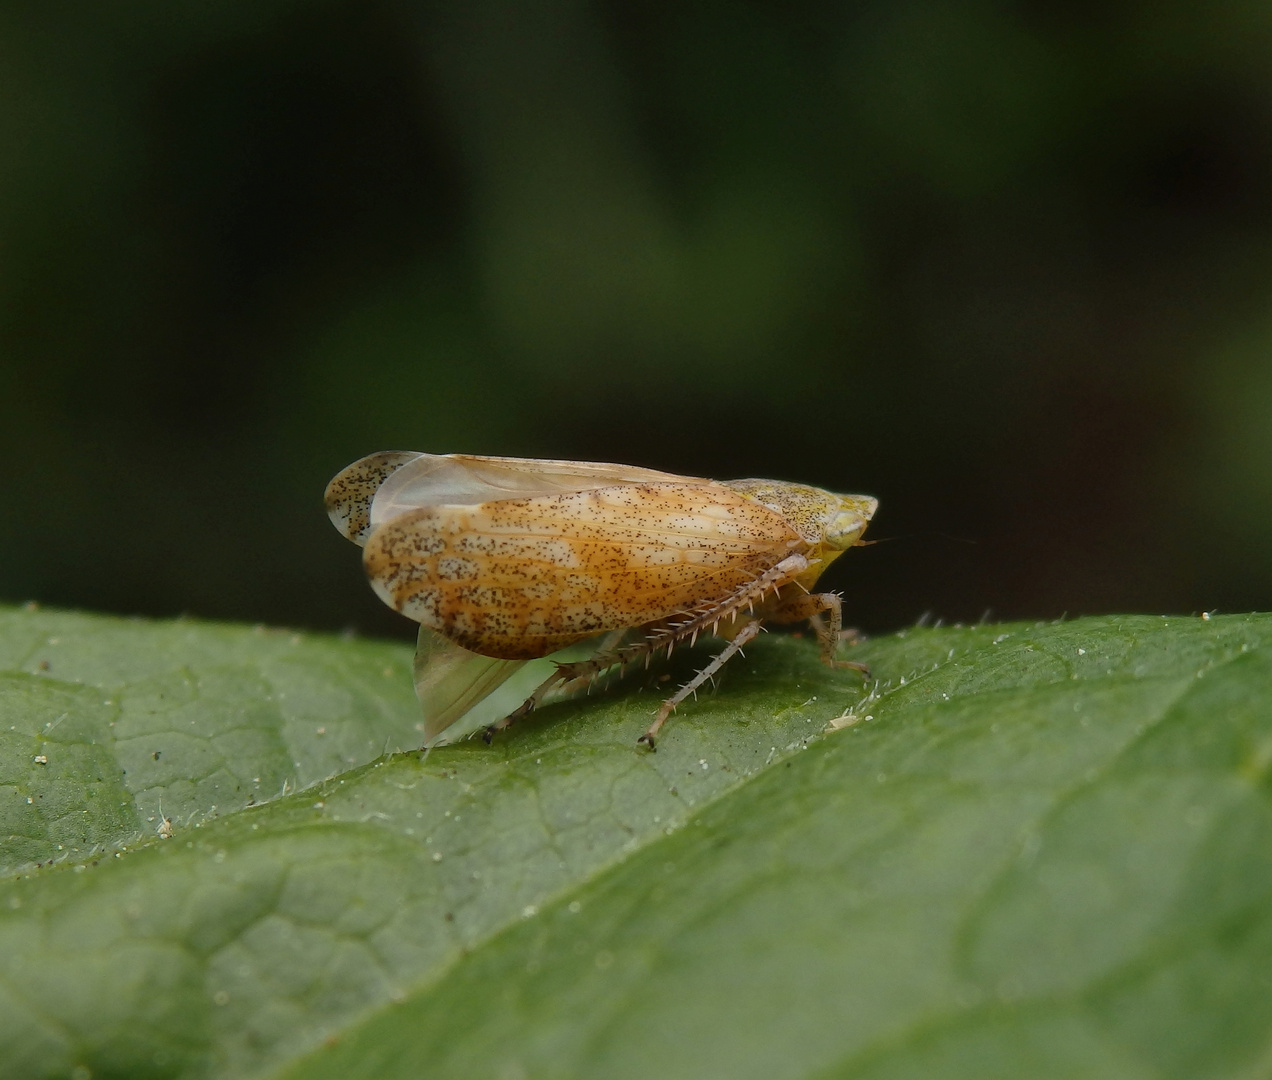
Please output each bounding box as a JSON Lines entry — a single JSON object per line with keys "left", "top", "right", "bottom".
{"left": 1, "top": 607, "right": 1269, "bottom": 1079}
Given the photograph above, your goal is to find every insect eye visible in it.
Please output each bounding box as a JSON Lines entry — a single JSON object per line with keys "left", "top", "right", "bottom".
{"left": 826, "top": 497, "right": 878, "bottom": 549}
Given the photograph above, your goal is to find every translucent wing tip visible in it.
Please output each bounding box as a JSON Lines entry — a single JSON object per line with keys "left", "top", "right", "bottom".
{"left": 325, "top": 451, "right": 423, "bottom": 545}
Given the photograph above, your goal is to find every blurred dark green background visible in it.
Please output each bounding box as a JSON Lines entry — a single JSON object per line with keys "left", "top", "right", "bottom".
{"left": 3, "top": 1, "right": 1272, "bottom": 640}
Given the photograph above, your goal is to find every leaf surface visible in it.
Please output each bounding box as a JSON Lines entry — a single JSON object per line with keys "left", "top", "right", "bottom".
{"left": 0, "top": 607, "right": 1268, "bottom": 1080}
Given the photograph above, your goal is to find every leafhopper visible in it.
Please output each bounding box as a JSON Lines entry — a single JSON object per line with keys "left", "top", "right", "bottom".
{"left": 326, "top": 452, "right": 877, "bottom": 748}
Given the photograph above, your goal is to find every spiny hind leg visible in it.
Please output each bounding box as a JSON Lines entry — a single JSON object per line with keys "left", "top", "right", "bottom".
{"left": 771, "top": 592, "right": 870, "bottom": 676}
{"left": 639, "top": 619, "right": 762, "bottom": 750}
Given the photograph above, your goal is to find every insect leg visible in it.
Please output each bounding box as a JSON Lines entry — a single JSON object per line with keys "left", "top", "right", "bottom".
{"left": 640, "top": 554, "right": 808, "bottom": 657}
{"left": 484, "top": 560, "right": 813, "bottom": 745}
{"left": 638, "top": 618, "right": 762, "bottom": 750}
{"left": 768, "top": 592, "right": 870, "bottom": 675}
{"left": 814, "top": 592, "right": 843, "bottom": 663}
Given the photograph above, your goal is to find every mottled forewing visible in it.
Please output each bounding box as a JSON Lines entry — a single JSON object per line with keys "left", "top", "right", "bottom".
{"left": 364, "top": 482, "right": 805, "bottom": 660}
{"left": 325, "top": 451, "right": 425, "bottom": 545}
{"left": 368, "top": 453, "right": 699, "bottom": 529}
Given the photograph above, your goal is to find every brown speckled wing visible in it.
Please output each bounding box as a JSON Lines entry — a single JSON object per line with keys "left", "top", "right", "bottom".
{"left": 363, "top": 481, "right": 806, "bottom": 660}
